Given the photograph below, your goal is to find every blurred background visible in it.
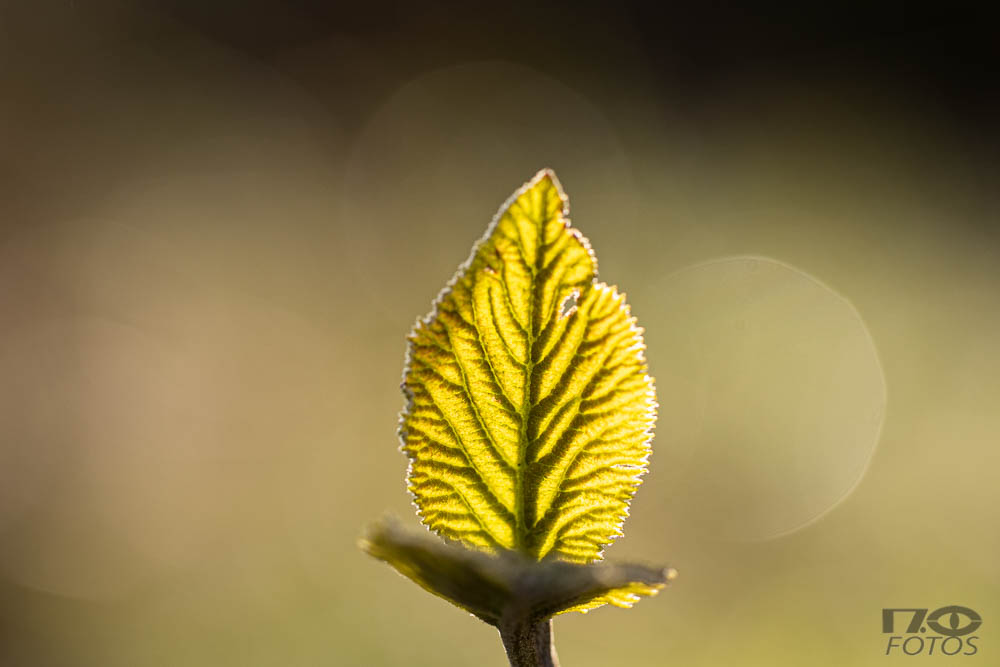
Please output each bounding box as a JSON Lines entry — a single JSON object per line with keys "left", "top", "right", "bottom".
{"left": 1, "top": 1, "right": 997, "bottom": 665}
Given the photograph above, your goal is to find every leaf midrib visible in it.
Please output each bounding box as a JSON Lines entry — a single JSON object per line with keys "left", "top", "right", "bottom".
{"left": 514, "top": 190, "right": 553, "bottom": 556}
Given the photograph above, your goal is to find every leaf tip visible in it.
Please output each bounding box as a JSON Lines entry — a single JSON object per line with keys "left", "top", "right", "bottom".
{"left": 531, "top": 166, "right": 560, "bottom": 185}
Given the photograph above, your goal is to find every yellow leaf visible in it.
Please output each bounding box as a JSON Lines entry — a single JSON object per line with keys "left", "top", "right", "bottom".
{"left": 400, "top": 169, "right": 657, "bottom": 567}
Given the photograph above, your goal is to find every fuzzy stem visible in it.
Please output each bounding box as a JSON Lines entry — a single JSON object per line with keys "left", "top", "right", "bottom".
{"left": 499, "top": 618, "right": 559, "bottom": 667}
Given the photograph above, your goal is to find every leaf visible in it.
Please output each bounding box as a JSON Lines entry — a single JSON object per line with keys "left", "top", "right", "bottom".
{"left": 361, "top": 519, "right": 674, "bottom": 626}
{"left": 360, "top": 518, "right": 515, "bottom": 625}
{"left": 400, "top": 169, "right": 656, "bottom": 565}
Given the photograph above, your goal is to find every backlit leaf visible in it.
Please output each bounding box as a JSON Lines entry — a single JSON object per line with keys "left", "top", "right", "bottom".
{"left": 400, "top": 169, "right": 657, "bottom": 566}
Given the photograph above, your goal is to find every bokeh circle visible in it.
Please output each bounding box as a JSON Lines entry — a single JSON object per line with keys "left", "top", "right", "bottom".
{"left": 644, "top": 256, "right": 886, "bottom": 540}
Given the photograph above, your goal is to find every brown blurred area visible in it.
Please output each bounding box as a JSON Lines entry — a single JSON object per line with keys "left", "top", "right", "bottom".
{"left": 1, "top": 2, "right": 998, "bottom": 665}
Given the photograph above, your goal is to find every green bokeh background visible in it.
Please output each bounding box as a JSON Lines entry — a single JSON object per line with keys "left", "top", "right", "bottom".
{"left": 2, "top": 3, "right": 997, "bottom": 665}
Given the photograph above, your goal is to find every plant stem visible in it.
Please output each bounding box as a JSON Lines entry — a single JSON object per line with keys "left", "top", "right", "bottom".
{"left": 499, "top": 618, "right": 559, "bottom": 667}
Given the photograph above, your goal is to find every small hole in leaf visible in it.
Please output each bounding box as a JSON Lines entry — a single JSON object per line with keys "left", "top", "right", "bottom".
{"left": 559, "top": 292, "right": 578, "bottom": 318}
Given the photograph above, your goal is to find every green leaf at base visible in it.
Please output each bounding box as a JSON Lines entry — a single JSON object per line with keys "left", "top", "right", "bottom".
{"left": 361, "top": 519, "right": 675, "bottom": 626}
